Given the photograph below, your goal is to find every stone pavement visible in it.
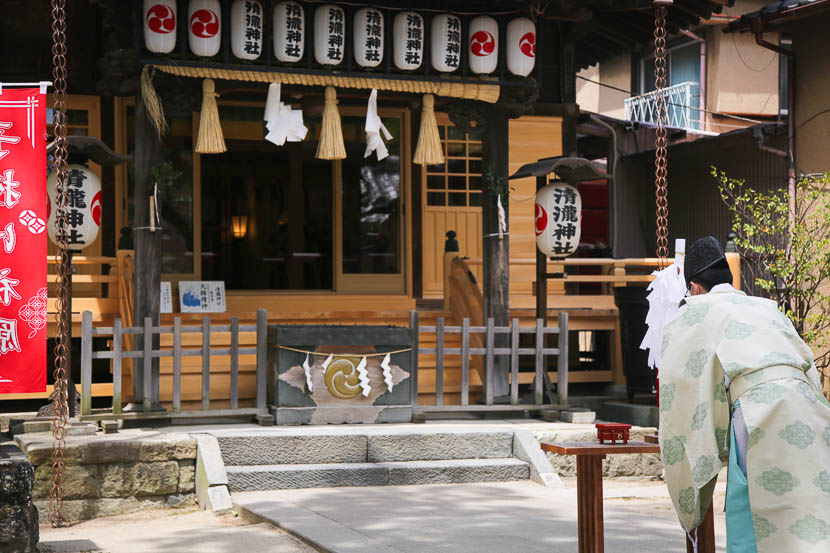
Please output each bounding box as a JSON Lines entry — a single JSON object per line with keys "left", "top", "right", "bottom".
{"left": 38, "top": 508, "right": 319, "bottom": 553}
{"left": 235, "top": 477, "right": 729, "bottom": 553}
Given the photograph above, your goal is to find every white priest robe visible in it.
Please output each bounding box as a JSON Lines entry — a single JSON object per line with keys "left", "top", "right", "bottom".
{"left": 658, "top": 286, "right": 830, "bottom": 551}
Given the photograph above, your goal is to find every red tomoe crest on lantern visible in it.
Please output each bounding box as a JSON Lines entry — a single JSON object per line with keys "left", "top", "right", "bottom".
{"left": 534, "top": 203, "right": 547, "bottom": 237}
{"left": 91, "top": 190, "right": 102, "bottom": 226}
{"left": 144, "top": 0, "right": 177, "bottom": 54}
{"left": 191, "top": 10, "right": 219, "bottom": 37}
{"left": 507, "top": 17, "right": 536, "bottom": 77}
{"left": 189, "top": 0, "right": 221, "bottom": 57}
{"left": 470, "top": 31, "right": 495, "bottom": 57}
{"left": 468, "top": 16, "right": 498, "bottom": 74}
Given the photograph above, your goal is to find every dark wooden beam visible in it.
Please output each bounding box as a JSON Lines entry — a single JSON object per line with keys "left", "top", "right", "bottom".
{"left": 130, "top": 93, "right": 163, "bottom": 410}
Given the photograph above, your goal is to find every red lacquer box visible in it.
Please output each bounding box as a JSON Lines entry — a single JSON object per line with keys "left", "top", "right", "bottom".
{"left": 596, "top": 423, "right": 631, "bottom": 444}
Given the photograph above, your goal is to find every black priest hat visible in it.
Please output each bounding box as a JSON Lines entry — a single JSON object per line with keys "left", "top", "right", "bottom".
{"left": 684, "top": 236, "right": 727, "bottom": 286}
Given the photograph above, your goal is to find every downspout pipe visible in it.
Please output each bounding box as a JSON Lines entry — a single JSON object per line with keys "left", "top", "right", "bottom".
{"left": 748, "top": 17, "right": 795, "bottom": 220}
{"left": 681, "top": 29, "right": 706, "bottom": 132}
{"left": 589, "top": 114, "right": 619, "bottom": 254}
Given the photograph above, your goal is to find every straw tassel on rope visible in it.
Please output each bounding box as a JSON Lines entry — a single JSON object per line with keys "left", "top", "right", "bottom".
{"left": 196, "top": 79, "right": 226, "bottom": 154}
{"left": 316, "top": 86, "right": 346, "bottom": 160}
{"left": 140, "top": 66, "right": 168, "bottom": 137}
{"left": 413, "top": 94, "right": 444, "bottom": 166}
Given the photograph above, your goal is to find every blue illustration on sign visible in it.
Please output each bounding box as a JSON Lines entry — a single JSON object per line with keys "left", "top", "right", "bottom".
{"left": 181, "top": 291, "right": 201, "bottom": 307}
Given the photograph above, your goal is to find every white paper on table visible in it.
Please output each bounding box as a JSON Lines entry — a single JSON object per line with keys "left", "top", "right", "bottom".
{"left": 364, "top": 89, "right": 393, "bottom": 161}
{"left": 264, "top": 83, "right": 308, "bottom": 146}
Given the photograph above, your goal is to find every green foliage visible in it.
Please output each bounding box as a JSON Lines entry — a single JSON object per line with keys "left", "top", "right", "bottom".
{"left": 714, "top": 168, "right": 830, "bottom": 381}
{"left": 150, "top": 159, "right": 186, "bottom": 201}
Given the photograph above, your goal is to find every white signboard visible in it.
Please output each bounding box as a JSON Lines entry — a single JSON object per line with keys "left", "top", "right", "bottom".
{"left": 160, "top": 281, "right": 173, "bottom": 313}
{"left": 178, "top": 281, "right": 226, "bottom": 313}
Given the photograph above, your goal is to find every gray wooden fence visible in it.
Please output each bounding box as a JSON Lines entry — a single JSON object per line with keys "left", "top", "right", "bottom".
{"left": 412, "top": 312, "right": 569, "bottom": 412}
{"left": 80, "top": 308, "right": 268, "bottom": 422}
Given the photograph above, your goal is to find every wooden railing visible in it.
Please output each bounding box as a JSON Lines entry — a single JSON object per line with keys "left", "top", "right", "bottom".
{"left": 414, "top": 313, "right": 569, "bottom": 412}
{"left": 80, "top": 309, "right": 269, "bottom": 423}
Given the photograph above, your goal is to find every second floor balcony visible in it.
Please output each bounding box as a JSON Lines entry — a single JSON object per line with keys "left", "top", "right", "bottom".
{"left": 624, "top": 81, "right": 701, "bottom": 132}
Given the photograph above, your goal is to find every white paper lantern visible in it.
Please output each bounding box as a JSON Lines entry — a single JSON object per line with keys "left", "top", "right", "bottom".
{"left": 506, "top": 18, "right": 535, "bottom": 77}
{"left": 535, "top": 183, "right": 582, "bottom": 258}
{"left": 144, "top": 0, "right": 177, "bottom": 54}
{"left": 314, "top": 4, "right": 345, "bottom": 65}
{"left": 188, "top": 0, "right": 221, "bottom": 57}
{"left": 353, "top": 8, "right": 384, "bottom": 68}
{"left": 46, "top": 165, "right": 102, "bottom": 250}
{"left": 273, "top": 1, "right": 305, "bottom": 62}
{"left": 468, "top": 16, "right": 498, "bottom": 75}
{"left": 431, "top": 14, "right": 462, "bottom": 73}
{"left": 393, "top": 11, "right": 423, "bottom": 70}
{"left": 231, "top": 0, "right": 263, "bottom": 60}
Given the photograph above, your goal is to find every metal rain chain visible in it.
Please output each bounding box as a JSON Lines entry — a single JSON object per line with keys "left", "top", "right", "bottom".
{"left": 50, "top": 0, "right": 71, "bottom": 528}
{"left": 653, "top": 1, "right": 671, "bottom": 268}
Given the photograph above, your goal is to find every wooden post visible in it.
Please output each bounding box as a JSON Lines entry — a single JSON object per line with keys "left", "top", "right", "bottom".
{"left": 558, "top": 311, "right": 569, "bottom": 408}
{"left": 172, "top": 317, "right": 181, "bottom": 412}
{"left": 131, "top": 92, "right": 163, "bottom": 408}
{"left": 255, "top": 308, "right": 267, "bottom": 414}
{"left": 80, "top": 310, "right": 92, "bottom": 417}
{"left": 409, "top": 310, "right": 419, "bottom": 410}
{"left": 202, "top": 317, "right": 210, "bottom": 411}
{"left": 461, "top": 317, "right": 470, "bottom": 406}
{"left": 435, "top": 317, "right": 444, "bottom": 406}
{"left": 576, "top": 455, "right": 605, "bottom": 553}
{"left": 686, "top": 504, "right": 716, "bottom": 553}
{"left": 482, "top": 109, "right": 510, "bottom": 399}
{"left": 112, "top": 318, "right": 122, "bottom": 415}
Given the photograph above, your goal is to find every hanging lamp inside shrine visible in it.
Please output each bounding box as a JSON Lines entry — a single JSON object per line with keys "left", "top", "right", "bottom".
{"left": 393, "top": 11, "right": 423, "bottom": 70}
{"left": 506, "top": 17, "right": 535, "bottom": 77}
{"left": 273, "top": 1, "right": 305, "bottom": 62}
{"left": 468, "top": 16, "right": 498, "bottom": 74}
{"left": 231, "top": 0, "right": 263, "bottom": 60}
{"left": 144, "top": 0, "right": 177, "bottom": 54}
{"left": 189, "top": 0, "right": 222, "bottom": 57}
{"left": 354, "top": 8, "right": 384, "bottom": 68}
{"left": 314, "top": 4, "right": 345, "bottom": 65}
{"left": 431, "top": 14, "right": 462, "bottom": 73}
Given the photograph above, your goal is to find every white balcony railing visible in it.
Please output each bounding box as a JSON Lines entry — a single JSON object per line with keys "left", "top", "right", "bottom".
{"left": 624, "top": 81, "right": 701, "bottom": 131}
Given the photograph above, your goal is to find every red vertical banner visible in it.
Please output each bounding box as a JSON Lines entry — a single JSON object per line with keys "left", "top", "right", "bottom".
{"left": 0, "top": 88, "right": 47, "bottom": 394}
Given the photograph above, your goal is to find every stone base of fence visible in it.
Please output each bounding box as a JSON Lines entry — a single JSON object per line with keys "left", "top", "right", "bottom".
{"left": 14, "top": 431, "right": 197, "bottom": 522}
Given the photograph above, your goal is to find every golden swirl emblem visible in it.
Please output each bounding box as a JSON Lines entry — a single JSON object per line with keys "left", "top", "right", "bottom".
{"left": 324, "top": 357, "right": 362, "bottom": 399}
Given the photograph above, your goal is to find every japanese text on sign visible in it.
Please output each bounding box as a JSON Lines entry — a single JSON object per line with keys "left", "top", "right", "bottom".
{"left": 327, "top": 7, "right": 344, "bottom": 61}
{"left": 244, "top": 1, "right": 262, "bottom": 56}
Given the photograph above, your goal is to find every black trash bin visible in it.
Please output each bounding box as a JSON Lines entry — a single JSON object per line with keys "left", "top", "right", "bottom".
{"left": 613, "top": 285, "right": 655, "bottom": 402}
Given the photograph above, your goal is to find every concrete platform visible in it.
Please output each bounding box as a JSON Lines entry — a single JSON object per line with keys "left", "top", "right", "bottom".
{"left": 235, "top": 479, "right": 729, "bottom": 553}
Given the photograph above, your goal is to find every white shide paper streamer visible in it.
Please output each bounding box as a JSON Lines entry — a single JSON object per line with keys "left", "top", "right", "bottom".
{"left": 381, "top": 353, "right": 393, "bottom": 392}
{"left": 364, "top": 89, "right": 393, "bottom": 161}
{"left": 264, "top": 83, "right": 308, "bottom": 146}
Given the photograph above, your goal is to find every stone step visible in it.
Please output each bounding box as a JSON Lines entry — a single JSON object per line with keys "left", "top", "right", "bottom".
{"left": 226, "top": 458, "right": 530, "bottom": 490}
{"left": 217, "top": 430, "right": 515, "bottom": 466}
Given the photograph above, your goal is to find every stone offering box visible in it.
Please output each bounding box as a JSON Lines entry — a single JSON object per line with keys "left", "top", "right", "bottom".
{"left": 267, "top": 325, "right": 414, "bottom": 425}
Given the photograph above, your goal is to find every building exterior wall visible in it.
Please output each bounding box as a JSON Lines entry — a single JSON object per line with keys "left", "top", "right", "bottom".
{"left": 576, "top": 55, "right": 631, "bottom": 121}
{"left": 792, "top": 13, "right": 830, "bottom": 174}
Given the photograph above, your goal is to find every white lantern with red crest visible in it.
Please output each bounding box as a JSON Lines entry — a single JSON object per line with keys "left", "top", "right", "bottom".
{"left": 189, "top": 0, "right": 221, "bottom": 57}
{"left": 535, "top": 183, "right": 582, "bottom": 258}
{"left": 231, "top": 0, "right": 263, "bottom": 60}
{"left": 354, "top": 8, "right": 384, "bottom": 68}
{"left": 46, "top": 165, "right": 102, "bottom": 250}
{"left": 274, "top": 1, "right": 305, "bottom": 62}
{"left": 314, "top": 4, "right": 345, "bottom": 65}
{"left": 506, "top": 17, "right": 535, "bottom": 77}
{"left": 393, "top": 11, "right": 423, "bottom": 70}
{"left": 431, "top": 14, "right": 461, "bottom": 73}
{"left": 468, "top": 16, "right": 498, "bottom": 74}
{"left": 144, "top": 0, "right": 177, "bottom": 54}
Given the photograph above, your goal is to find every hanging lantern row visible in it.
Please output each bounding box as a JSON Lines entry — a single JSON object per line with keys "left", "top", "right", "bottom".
{"left": 143, "top": 1, "right": 537, "bottom": 77}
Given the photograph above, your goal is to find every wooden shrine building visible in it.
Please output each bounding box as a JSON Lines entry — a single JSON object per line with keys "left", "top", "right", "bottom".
{"left": 0, "top": 0, "right": 731, "bottom": 413}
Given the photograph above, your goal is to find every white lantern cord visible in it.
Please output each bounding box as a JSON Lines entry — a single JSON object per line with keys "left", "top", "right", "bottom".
{"left": 264, "top": 83, "right": 308, "bottom": 146}
{"left": 364, "top": 89, "right": 393, "bottom": 161}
